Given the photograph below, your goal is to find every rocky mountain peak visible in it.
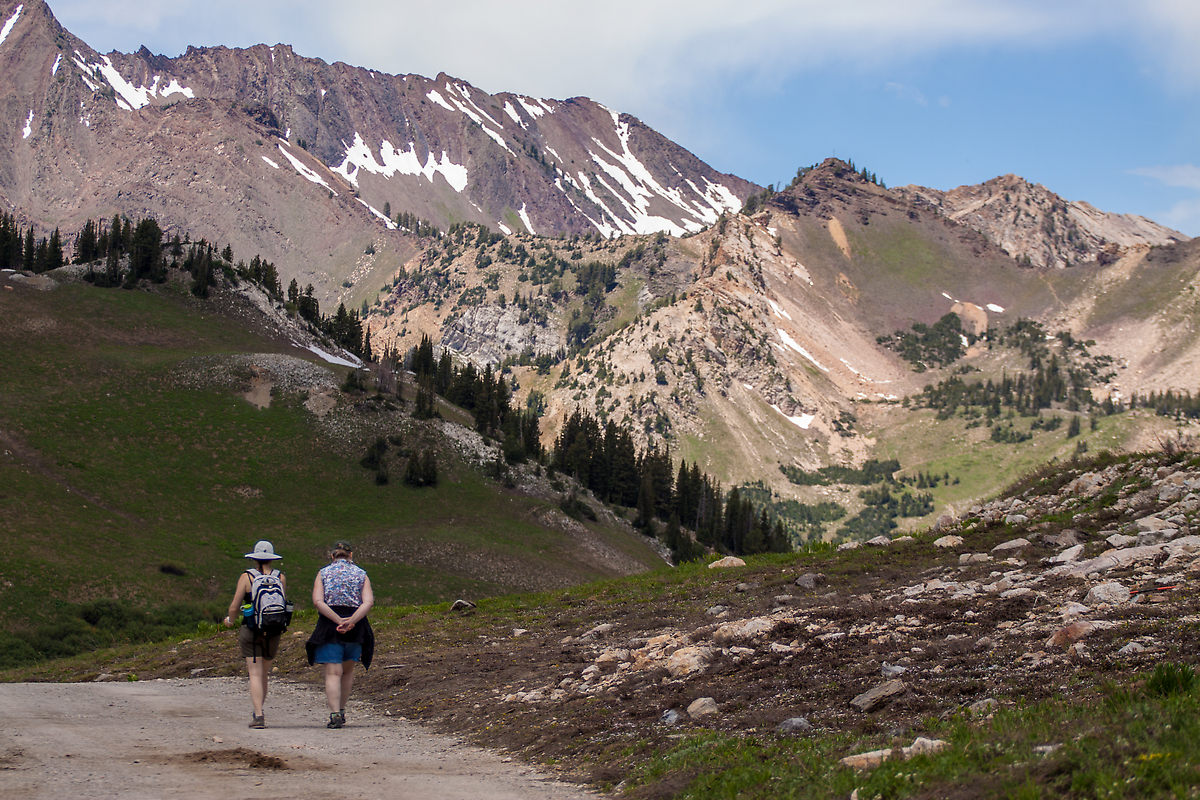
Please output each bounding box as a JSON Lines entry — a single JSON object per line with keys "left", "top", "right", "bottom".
{"left": 1, "top": 0, "right": 756, "bottom": 306}
{"left": 896, "top": 174, "right": 1187, "bottom": 268}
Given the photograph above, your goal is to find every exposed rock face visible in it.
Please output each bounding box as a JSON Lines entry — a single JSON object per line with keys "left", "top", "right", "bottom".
{"left": 440, "top": 304, "right": 564, "bottom": 364}
{"left": 898, "top": 174, "right": 1187, "bottom": 269}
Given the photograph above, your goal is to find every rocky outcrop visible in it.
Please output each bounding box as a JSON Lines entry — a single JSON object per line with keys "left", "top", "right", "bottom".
{"left": 898, "top": 174, "right": 1187, "bottom": 269}
{"left": 440, "top": 304, "right": 564, "bottom": 364}
{"left": 498, "top": 451, "right": 1200, "bottom": 756}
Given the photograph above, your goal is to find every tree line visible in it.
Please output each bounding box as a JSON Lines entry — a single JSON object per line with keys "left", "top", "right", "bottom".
{"left": 0, "top": 212, "right": 64, "bottom": 272}
{"left": 72, "top": 212, "right": 371, "bottom": 360}
{"left": 403, "top": 334, "right": 542, "bottom": 465}
{"left": 550, "top": 407, "right": 791, "bottom": 560}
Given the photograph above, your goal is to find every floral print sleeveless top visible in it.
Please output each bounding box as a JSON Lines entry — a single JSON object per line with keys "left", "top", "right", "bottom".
{"left": 320, "top": 559, "right": 366, "bottom": 607}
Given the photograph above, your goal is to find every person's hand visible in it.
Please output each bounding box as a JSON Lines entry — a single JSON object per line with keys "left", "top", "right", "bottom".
{"left": 223, "top": 615, "right": 233, "bottom": 628}
{"left": 336, "top": 619, "right": 355, "bottom": 634}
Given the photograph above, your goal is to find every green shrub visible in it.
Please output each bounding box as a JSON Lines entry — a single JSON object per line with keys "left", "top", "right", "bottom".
{"left": 1147, "top": 662, "right": 1197, "bottom": 697}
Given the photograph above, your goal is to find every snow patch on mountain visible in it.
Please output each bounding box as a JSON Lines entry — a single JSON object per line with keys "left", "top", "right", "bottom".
{"left": 778, "top": 329, "right": 830, "bottom": 372}
{"left": 771, "top": 404, "right": 816, "bottom": 430}
{"left": 22, "top": 109, "right": 32, "bottom": 139}
{"left": 768, "top": 299, "right": 792, "bottom": 321}
{"left": 261, "top": 155, "right": 279, "bottom": 169}
{"left": 518, "top": 203, "right": 535, "bottom": 234}
{"left": 434, "top": 82, "right": 513, "bottom": 154}
{"left": 516, "top": 96, "right": 547, "bottom": 119}
{"left": 0, "top": 4, "right": 21, "bottom": 48}
{"left": 584, "top": 112, "right": 743, "bottom": 237}
{"left": 302, "top": 342, "right": 362, "bottom": 368}
{"left": 278, "top": 143, "right": 338, "bottom": 195}
{"left": 503, "top": 101, "right": 526, "bottom": 129}
{"left": 426, "top": 90, "right": 454, "bottom": 111}
{"left": 332, "top": 133, "right": 469, "bottom": 193}
{"left": 51, "top": 53, "right": 61, "bottom": 76}
{"left": 356, "top": 198, "right": 397, "bottom": 229}
{"left": 69, "top": 53, "right": 195, "bottom": 111}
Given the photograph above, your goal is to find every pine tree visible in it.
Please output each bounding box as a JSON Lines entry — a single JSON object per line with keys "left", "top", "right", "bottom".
{"left": 22, "top": 227, "right": 35, "bottom": 271}
{"left": 75, "top": 219, "right": 98, "bottom": 264}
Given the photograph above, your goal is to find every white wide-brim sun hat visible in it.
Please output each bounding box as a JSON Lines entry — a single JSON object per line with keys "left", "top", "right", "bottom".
{"left": 244, "top": 540, "right": 283, "bottom": 560}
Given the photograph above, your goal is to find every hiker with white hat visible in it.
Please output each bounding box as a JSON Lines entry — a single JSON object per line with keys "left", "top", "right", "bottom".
{"left": 224, "top": 540, "right": 290, "bottom": 728}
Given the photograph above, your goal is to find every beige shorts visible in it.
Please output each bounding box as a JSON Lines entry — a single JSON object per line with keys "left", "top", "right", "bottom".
{"left": 238, "top": 625, "right": 281, "bottom": 659}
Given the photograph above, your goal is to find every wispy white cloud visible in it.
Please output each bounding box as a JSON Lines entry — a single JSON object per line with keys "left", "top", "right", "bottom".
{"left": 1131, "top": 165, "right": 1200, "bottom": 235}
{"left": 885, "top": 82, "right": 929, "bottom": 107}
{"left": 53, "top": 1, "right": 1200, "bottom": 107}
{"left": 1131, "top": 0, "right": 1200, "bottom": 91}
{"left": 1131, "top": 164, "right": 1200, "bottom": 191}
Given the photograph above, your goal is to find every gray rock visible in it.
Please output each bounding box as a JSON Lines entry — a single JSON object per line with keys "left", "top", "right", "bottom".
{"left": 933, "top": 534, "right": 964, "bottom": 548}
{"left": 1084, "top": 581, "right": 1131, "bottom": 606}
{"left": 1005, "top": 514, "right": 1030, "bottom": 525}
{"left": 866, "top": 535, "right": 892, "bottom": 547}
{"left": 992, "top": 537, "right": 1031, "bottom": 553}
{"left": 1043, "top": 529, "right": 1083, "bottom": 547}
{"left": 881, "top": 662, "right": 907, "bottom": 677}
{"left": 660, "top": 709, "right": 683, "bottom": 725}
{"left": 776, "top": 717, "right": 813, "bottom": 734}
{"left": 687, "top": 697, "right": 720, "bottom": 718}
{"left": 795, "top": 572, "right": 826, "bottom": 590}
{"left": 705, "top": 605, "right": 730, "bottom": 617}
{"left": 851, "top": 679, "right": 907, "bottom": 712}
{"left": 1118, "top": 641, "right": 1147, "bottom": 655}
{"left": 1137, "top": 527, "right": 1179, "bottom": 546}
{"left": 1049, "top": 544, "right": 1084, "bottom": 564}
{"left": 666, "top": 646, "right": 717, "bottom": 678}
{"left": 450, "top": 599, "right": 477, "bottom": 612}
{"left": 581, "top": 623, "right": 615, "bottom": 639}
{"left": 968, "top": 698, "right": 998, "bottom": 715}
{"left": 1136, "top": 516, "right": 1173, "bottom": 534}
{"left": 1106, "top": 533, "right": 1137, "bottom": 548}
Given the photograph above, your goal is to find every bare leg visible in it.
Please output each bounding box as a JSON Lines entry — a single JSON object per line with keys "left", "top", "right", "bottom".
{"left": 323, "top": 662, "right": 344, "bottom": 713}
{"left": 245, "top": 657, "right": 271, "bottom": 717}
{"left": 339, "top": 661, "right": 356, "bottom": 711}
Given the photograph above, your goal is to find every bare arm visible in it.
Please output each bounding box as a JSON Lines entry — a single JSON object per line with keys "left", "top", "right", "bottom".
{"left": 224, "top": 572, "right": 250, "bottom": 627}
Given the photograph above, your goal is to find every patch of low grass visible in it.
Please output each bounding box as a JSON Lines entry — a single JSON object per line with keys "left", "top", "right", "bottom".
{"left": 0, "top": 279, "right": 661, "bottom": 667}
{"left": 625, "top": 662, "right": 1200, "bottom": 799}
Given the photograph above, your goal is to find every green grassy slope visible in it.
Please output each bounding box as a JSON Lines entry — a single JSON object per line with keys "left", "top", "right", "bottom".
{"left": 0, "top": 276, "right": 661, "bottom": 662}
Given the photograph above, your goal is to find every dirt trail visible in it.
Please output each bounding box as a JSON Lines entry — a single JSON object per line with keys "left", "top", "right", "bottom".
{"left": 0, "top": 678, "right": 595, "bottom": 800}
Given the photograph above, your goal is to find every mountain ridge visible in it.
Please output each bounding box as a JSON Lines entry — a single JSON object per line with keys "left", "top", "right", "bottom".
{"left": 0, "top": 0, "right": 756, "bottom": 309}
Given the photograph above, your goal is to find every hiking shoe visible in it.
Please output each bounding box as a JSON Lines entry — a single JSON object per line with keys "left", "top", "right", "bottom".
{"left": 327, "top": 712, "right": 345, "bottom": 729}
{"left": 249, "top": 715, "right": 266, "bottom": 729}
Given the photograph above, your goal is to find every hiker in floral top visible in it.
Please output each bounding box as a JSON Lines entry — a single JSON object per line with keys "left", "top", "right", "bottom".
{"left": 305, "top": 541, "right": 374, "bottom": 729}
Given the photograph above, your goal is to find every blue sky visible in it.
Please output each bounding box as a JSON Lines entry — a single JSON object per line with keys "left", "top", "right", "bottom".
{"left": 51, "top": 0, "right": 1200, "bottom": 235}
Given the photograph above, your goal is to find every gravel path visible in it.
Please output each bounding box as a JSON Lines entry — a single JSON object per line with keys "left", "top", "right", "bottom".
{"left": 0, "top": 678, "right": 595, "bottom": 800}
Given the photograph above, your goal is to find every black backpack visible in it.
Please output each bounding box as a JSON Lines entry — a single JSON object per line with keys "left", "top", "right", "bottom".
{"left": 246, "top": 568, "right": 293, "bottom": 634}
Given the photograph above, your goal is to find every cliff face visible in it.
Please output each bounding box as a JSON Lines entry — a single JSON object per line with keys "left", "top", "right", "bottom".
{"left": 897, "top": 174, "right": 1187, "bottom": 269}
